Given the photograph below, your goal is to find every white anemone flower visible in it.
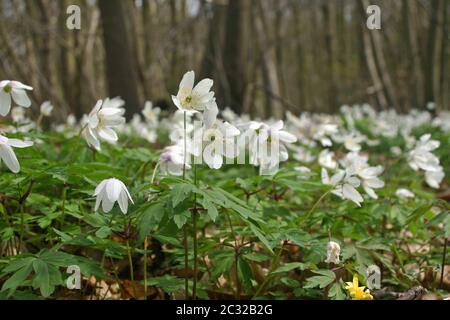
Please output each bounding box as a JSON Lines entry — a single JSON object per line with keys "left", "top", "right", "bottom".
{"left": 322, "top": 168, "right": 364, "bottom": 207}
{"left": 0, "top": 135, "right": 33, "bottom": 173}
{"left": 318, "top": 149, "right": 337, "bottom": 169}
{"left": 407, "top": 134, "right": 445, "bottom": 189}
{"left": 192, "top": 120, "right": 240, "bottom": 169}
{"left": 395, "top": 188, "right": 415, "bottom": 198}
{"left": 0, "top": 81, "right": 33, "bottom": 116}
{"left": 244, "top": 120, "right": 297, "bottom": 174}
{"left": 340, "top": 152, "right": 385, "bottom": 199}
{"left": 94, "top": 178, "right": 133, "bottom": 214}
{"left": 142, "top": 101, "right": 160, "bottom": 125}
{"left": 171, "top": 71, "right": 215, "bottom": 113}
{"left": 425, "top": 167, "right": 444, "bottom": 189}
{"left": 40, "top": 101, "right": 54, "bottom": 117}
{"left": 408, "top": 134, "right": 441, "bottom": 172}
{"left": 11, "top": 107, "right": 26, "bottom": 123}
{"left": 82, "top": 98, "right": 126, "bottom": 151}
{"left": 343, "top": 133, "right": 364, "bottom": 152}
{"left": 160, "top": 144, "right": 191, "bottom": 176}
{"left": 202, "top": 98, "right": 219, "bottom": 128}
{"left": 325, "top": 241, "right": 341, "bottom": 264}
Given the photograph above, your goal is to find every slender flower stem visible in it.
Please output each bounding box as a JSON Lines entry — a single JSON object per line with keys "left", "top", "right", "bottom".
{"left": 150, "top": 161, "right": 160, "bottom": 184}
{"left": 252, "top": 244, "right": 285, "bottom": 299}
{"left": 126, "top": 239, "right": 134, "bottom": 281}
{"left": 226, "top": 212, "right": 240, "bottom": 299}
{"left": 183, "top": 225, "right": 189, "bottom": 299}
{"left": 143, "top": 236, "right": 149, "bottom": 299}
{"left": 192, "top": 161, "right": 199, "bottom": 300}
{"left": 18, "top": 204, "right": 24, "bottom": 252}
{"left": 182, "top": 111, "right": 189, "bottom": 299}
{"left": 304, "top": 189, "right": 331, "bottom": 221}
{"left": 440, "top": 237, "right": 448, "bottom": 289}
{"left": 36, "top": 114, "right": 43, "bottom": 130}
{"left": 192, "top": 210, "right": 198, "bottom": 299}
{"left": 183, "top": 111, "right": 187, "bottom": 180}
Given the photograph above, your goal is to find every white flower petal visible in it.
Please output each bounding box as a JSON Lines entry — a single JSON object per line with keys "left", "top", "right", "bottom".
{"left": 342, "top": 184, "right": 363, "bottom": 206}
{"left": 193, "top": 78, "right": 213, "bottom": 96}
{"left": 106, "top": 179, "right": 121, "bottom": 202}
{"left": 11, "top": 89, "right": 31, "bottom": 108}
{"left": 118, "top": 190, "right": 129, "bottom": 214}
{"left": 7, "top": 139, "right": 33, "bottom": 148}
{"left": 179, "top": 71, "right": 195, "bottom": 91}
{"left": 0, "top": 144, "right": 20, "bottom": 173}
{"left": 0, "top": 91, "right": 12, "bottom": 116}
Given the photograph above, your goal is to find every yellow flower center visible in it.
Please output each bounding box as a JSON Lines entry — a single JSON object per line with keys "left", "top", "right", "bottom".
{"left": 3, "top": 85, "right": 12, "bottom": 93}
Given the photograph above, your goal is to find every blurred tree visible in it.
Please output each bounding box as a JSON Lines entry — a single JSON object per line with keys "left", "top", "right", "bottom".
{"left": 223, "top": 0, "right": 248, "bottom": 114}
{"left": 98, "top": 0, "right": 141, "bottom": 117}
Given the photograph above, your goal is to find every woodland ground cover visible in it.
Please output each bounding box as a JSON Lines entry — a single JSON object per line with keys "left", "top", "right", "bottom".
{"left": 0, "top": 74, "right": 449, "bottom": 300}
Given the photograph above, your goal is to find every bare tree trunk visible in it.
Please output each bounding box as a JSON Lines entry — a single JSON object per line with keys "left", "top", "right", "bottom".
{"left": 402, "top": 0, "right": 424, "bottom": 109}
{"left": 323, "top": 1, "right": 338, "bottom": 112}
{"left": 223, "top": 0, "right": 247, "bottom": 114}
{"left": 291, "top": 0, "right": 305, "bottom": 111}
{"left": 360, "top": 5, "right": 388, "bottom": 110}
{"left": 366, "top": 20, "right": 399, "bottom": 110}
{"left": 253, "top": 1, "right": 283, "bottom": 119}
{"left": 424, "top": 0, "right": 440, "bottom": 106}
{"left": 98, "top": 0, "right": 141, "bottom": 117}
{"left": 439, "top": 1, "right": 449, "bottom": 110}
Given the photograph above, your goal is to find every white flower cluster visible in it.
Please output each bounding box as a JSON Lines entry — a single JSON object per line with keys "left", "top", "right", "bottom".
{"left": 321, "top": 152, "right": 384, "bottom": 207}
{"left": 407, "top": 134, "right": 444, "bottom": 189}
{"left": 0, "top": 80, "right": 34, "bottom": 173}
{"left": 82, "top": 98, "right": 126, "bottom": 151}
{"left": 160, "top": 71, "right": 297, "bottom": 176}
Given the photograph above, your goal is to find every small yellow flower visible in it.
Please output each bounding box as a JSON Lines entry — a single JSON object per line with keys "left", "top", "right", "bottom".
{"left": 345, "top": 275, "right": 374, "bottom": 300}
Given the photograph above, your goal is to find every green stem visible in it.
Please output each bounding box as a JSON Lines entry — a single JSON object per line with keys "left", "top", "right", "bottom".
{"left": 304, "top": 189, "right": 331, "bottom": 221}
{"left": 440, "top": 237, "right": 448, "bottom": 289}
{"left": 18, "top": 205, "right": 24, "bottom": 252}
{"left": 192, "top": 161, "right": 198, "bottom": 300}
{"left": 150, "top": 161, "right": 160, "bottom": 184}
{"left": 252, "top": 244, "right": 284, "bottom": 299}
{"left": 226, "top": 212, "right": 240, "bottom": 299}
{"left": 126, "top": 239, "right": 134, "bottom": 281}
{"left": 182, "top": 111, "right": 187, "bottom": 180}
{"left": 192, "top": 210, "right": 198, "bottom": 300}
{"left": 143, "top": 236, "right": 149, "bottom": 299}
{"left": 182, "top": 111, "right": 189, "bottom": 299}
{"left": 183, "top": 225, "right": 189, "bottom": 299}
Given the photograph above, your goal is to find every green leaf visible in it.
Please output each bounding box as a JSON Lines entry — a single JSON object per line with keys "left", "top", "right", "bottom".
{"left": 304, "top": 270, "right": 336, "bottom": 289}
{"left": 1, "top": 261, "right": 34, "bottom": 294}
{"left": 405, "top": 204, "right": 432, "bottom": 225}
{"left": 271, "top": 262, "right": 307, "bottom": 275}
{"left": 137, "top": 202, "right": 166, "bottom": 241}
{"left": 237, "top": 257, "right": 253, "bottom": 288}
{"left": 170, "top": 183, "right": 192, "bottom": 208}
{"left": 173, "top": 211, "right": 189, "bottom": 229}
{"left": 244, "top": 253, "right": 271, "bottom": 262}
{"left": 39, "top": 251, "right": 77, "bottom": 267}
{"left": 328, "top": 282, "right": 346, "bottom": 300}
{"left": 444, "top": 214, "right": 450, "bottom": 238}
{"left": 202, "top": 198, "right": 218, "bottom": 222}
{"left": 2, "top": 256, "right": 35, "bottom": 274}
{"left": 147, "top": 275, "right": 184, "bottom": 294}
{"left": 95, "top": 226, "right": 111, "bottom": 239}
{"left": 32, "top": 259, "right": 52, "bottom": 297}
{"left": 249, "top": 224, "right": 274, "bottom": 254}
{"left": 153, "top": 234, "right": 181, "bottom": 246}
